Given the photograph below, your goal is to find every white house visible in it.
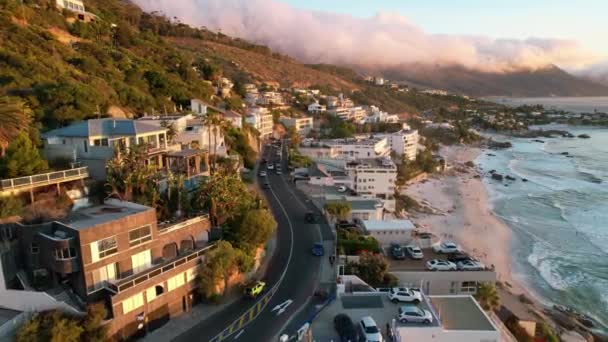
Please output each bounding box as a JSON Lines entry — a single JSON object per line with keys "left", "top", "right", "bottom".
{"left": 190, "top": 99, "right": 208, "bottom": 116}
{"left": 246, "top": 107, "right": 274, "bottom": 138}
{"left": 223, "top": 111, "right": 242, "bottom": 129}
{"left": 366, "top": 106, "right": 400, "bottom": 124}
{"left": 308, "top": 102, "right": 326, "bottom": 114}
{"left": 375, "top": 129, "right": 419, "bottom": 161}
{"left": 56, "top": 0, "right": 85, "bottom": 13}
{"left": 361, "top": 219, "right": 415, "bottom": 245}
{"left": 345, "top": 158, "right": 397, "bottom": 211}
{"left": 280, "top": 117, "right": 314, "bottom": 136}
{"left": 324, "top": 137, "right": 391, "bottom": 160}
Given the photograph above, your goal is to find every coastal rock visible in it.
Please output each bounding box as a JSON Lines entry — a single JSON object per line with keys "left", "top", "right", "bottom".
{"left": 532, "top": 139, "right": 545, "bottom": 143}
{"left": 562, "top": 132, "right": 575, "bottom": 138}
{"left": 522, "top": 178, "right": 528, "bottom": 182}
{"left": 487, "top": 153, "right": 496, "bottom": 157}
{"left": 489, "top": 169, "right": 496, "bottom": 174}
{"left": 561, "top": 152, "right": 569, "bottom": 156}
{"left": 487, "top": 140, "right": 512, "bottom": 150}
{"left": 578, "top": 134, "right": 591, "bottom": 139}
{"left": 505, "top": 175, "right": 516, "bottom": 181}
{"left": 491, "top": 173, "right": 504, "bottom": 181}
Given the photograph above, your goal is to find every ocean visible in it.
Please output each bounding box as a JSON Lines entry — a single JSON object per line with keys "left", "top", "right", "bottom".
{"left": 487, "top": 96, "right": 608, "bottom": 113}
{"left": 477, "top": 123, "right": 608, "bottom": 334}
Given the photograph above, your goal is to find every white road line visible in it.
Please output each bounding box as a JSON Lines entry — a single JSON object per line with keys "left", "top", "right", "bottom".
{"left": 233, "top": 330, "right": 244, "bottom": 339}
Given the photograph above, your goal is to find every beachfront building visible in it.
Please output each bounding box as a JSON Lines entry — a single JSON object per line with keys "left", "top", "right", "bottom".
{"left": 345, "top": 158, "right": 397, "bottom": 211}
{"left": 361, "top": 219, "right": 415, "bottom": 245}
{"left": 280, "top": 117, "right": 314, "bottom": 136}
{"left": 246, "top": 107, "right": 274, "bottom": 139}
{"left": 42, "top": 119, "right": 170, "bottom": 180}
{"left": 325, "top": 137, "right": 391, "bottom": 160}
{"left": 0, "top": 199, "right": 213, "bottom": 340}
{"left": 374, "top": 128, "right": 419, "bottom": 161}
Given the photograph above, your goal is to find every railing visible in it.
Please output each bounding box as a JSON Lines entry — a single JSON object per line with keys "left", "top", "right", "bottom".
{"left": 107, "top": 243, "right": 216, "bottom": 294}
{"left": 0, "top": 167, "right": 88, "bottom": 191}
{"left": 157, "top": 215, "right": 210, "bottom": 234}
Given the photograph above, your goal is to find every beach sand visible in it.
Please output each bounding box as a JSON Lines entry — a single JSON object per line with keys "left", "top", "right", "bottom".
{"left": 404, "top": 145, "right": 525, "bottom": 293}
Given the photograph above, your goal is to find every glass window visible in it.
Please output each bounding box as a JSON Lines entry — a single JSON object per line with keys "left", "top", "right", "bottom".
{"left": 97, "top": 236, "right": 118, "bottom": 259}
{"left": 129, "top": 225, "right": 152, "bottom": 247}
{"left": 88, "top": 262, "right": 118, "bottom": 293}
{"left": 54, "top": 248, "right": 76, "bottom": 260}
{"left": 131, "top": 250, "right": 151, "bottom": 274}
{"left": 167, "top": 272, "right": 186, "bottom": 291}
{"left": 122, "top": 292, "right": 144, "bottom": 314}
{"left": 101, "top": 138, "right": 109, "bottom": 146}
{"left": 93, "top": 139, "right": 101, "bottom": 146}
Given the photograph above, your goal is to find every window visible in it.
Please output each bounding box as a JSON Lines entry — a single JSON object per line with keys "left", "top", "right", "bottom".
{"left": 83, "top": 140, "right": 88, "bottom": 153}
{"left": 89, "top": 263, "right": 118, "bottom": 293}
{"left": 54, "top": 248, "right": 76, "bottom": 260}
{"left": 122, "top": 292, "right": 144, "bottom": 314}
{"left": 131, "top": 250, "right": 151, "bottom": 274}
{"left": 1, "top": 227, "right": 14, "bottom": 241}
{"left": 101, "top": 138, "right": 109, "bottom": 146}
{"left": 129, "top": 225, "right": 152, "bottom": 247}
{"left": 93, "top": 139, "right": 101, "bottom": 146}
{"left": 167, "top": 272, "right": 186, "bottom": 291}
{"left": 31, "top": 243, "right": 39, "bottom": 254}
{"left": 146, "top": 284, "right": 164, "bottom": 302}
{"left": 461, "top": 281, "right": 478, "bottom": 294}
{"left": 187, "top": 267, "right": 198, "bottom": 283}
{"left": 91, "top": 236, "right": 118, "bottom": 262}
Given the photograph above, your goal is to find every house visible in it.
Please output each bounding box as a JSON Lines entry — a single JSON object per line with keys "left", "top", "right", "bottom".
{"left": 323, "top": 137, "right": 392, "bottom": 160}
{"left": 280, "top": 117, "right": 314, "bottom": 136}
{"left": 257, "top": 91, "right": 285, "bottom": 106}
{"left": 43, "top": 119, "right": 170, "bottom": 180}
{"left": 361, "top": 219, "right": 415, "bottom": 245}
{"left": 56, "top": 0, "right": 86, "bottom": 13}
{"left": 374, "top": 77, "right": 385, "bottom": 86}
{"left": 223, "top": 111, "right": 243, "bottom": 129}
{"left": 345, "top": 158, "right": 397, "bottom": 211}
{"left": 0, "top": 199, "right": 212, "bottom": 340}
{"left": 246, "top": 107, "right": 274, "bottom": 139}
{"left": 190, "top": 99, "right": 208, "bottom": 116}
{"left": 307, "top": 102, "right": 326, "bottom": 114}
{"left": 374, "top": 129, "right": 419, "bottom": 161}
{"left": 365, "top": 106, "right": 400, "bottom": 124}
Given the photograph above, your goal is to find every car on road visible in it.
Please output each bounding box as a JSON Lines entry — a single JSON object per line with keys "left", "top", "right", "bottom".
{"left": 358, "top": 316, "right": 383, "bottom": 342}
{"left": 388, "top": 287, "right": 422, "bottom": 303}
{"left": 259, "top": 171, "right": 267, "bottom": 177}
{"left": 405, "top": 245, "right": 423, "bottom": 260}
{"left": 397, "top": 305, "right": 433, "bottom": 324}
{"left": 267, "top": 164, "right": 275, "bottom": 170}
{"left": 276, "top": 170, "right": 282, "bottom": 175}
{"left": 432, "top": 241, "right": 460, "bottom": 254}
{"left": 426, "top": 259, "right": 457, "bottom": 271}
{"left": 337, "top": 185, "right": 347, "bottom": 192}
{"left": 457, "top": 260, "right": 485, "bottom": 271}
{"left": 305, "top": 211, "right": 318, "bottom": 223}
{"left": 333, "top": 314, "right": 359, "bottom": 342}
{"left": 311, "top": 242, "right": 324, "bottom": 256}
{"left": 262, "top": 181, "right": 270, "bottom": 189}
{"left": 447, "top": 252, "right": 472, "bottom": 263}
{"left": 390, "top": 243, "right": 406, "bottom": 260}
{"left": 276, "top": 164, "right": 282, "bottom": 170}
{"left": 244, "top": 281, "right": 266, "bottom": 298}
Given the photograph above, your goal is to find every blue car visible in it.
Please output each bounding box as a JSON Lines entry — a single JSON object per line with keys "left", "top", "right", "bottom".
{"left": 312, "top": 243, "right": 324, "bottom": 256}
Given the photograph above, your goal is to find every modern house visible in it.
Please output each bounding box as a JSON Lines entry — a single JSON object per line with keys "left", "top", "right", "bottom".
{"left": 43, "top": 119, "right": 171, "bottom": 180}
{"left": 365, "top": 106, "right": 400, "bottom": 124}
{"left": 190, "top": 99, "right": 208, "bottom": 116}
{"left": 279, "top": 117, "right": 314, "bottom": 136}
{"left": 246, "top": 107, "right": 274, "bottom": 139}
{"left": 0, "top": 199, "right": 213, "bottom": 340}
{"left": 374, "top": 128, "right": 419, "bottom": 161}
{"left": 345, "top": 158, "right": 397, "bottom": 211}
{"left": 56, "top": 0, "right": 86, "bottom": 13}
{"left": 361, "top": 219, "right": 416, "bottom": 245}
{"left": 318, "top": 137, "right": 391, "bottom": 160}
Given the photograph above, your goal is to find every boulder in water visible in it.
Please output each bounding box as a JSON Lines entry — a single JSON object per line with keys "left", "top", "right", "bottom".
{"left": 505, "top": 175, "right": 516, "bottom": 181}
{"left": 578, "top": 134, "right": 591, "bottom": 139}
{"left": 491, "top": 173, "right": 504, "bottom": 181}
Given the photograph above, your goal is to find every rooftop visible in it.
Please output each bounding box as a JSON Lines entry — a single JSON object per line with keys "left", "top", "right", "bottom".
{"left": 430, "top": 296, "right": 497, "bottom": 331}
{"left": 362, "top": 219, "right": 415, "bottom": 232}
{"left": 346, "top": 158, "right": 396, "bottom": 169}
{"left": 388, "top": 247, "right": 493, "bottom": 273}
{"left": 60, "top": 199, "right": 151, "bottom": 231}
{"left": 43, "top": 119, "right": 166, "bottom": 138}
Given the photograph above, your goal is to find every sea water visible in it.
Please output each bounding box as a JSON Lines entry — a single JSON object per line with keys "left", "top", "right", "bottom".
{"left": 476, "top": 125, "right": 608, "bottom": 333}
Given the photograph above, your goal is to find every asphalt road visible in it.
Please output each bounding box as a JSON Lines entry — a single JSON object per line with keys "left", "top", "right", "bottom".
{"left": 172, "top": 140, "right": 332, "bottom": 342}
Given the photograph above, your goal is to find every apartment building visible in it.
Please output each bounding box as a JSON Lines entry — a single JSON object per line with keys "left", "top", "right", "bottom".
{"left": 246, "top": 107, "right": 274, "bottom": 139}
{"left": 0, "top": 199, "right": 212, "bottom": 340}
{"left": 257, "top": 91, "right": 285, "bottom": 106}
{"left": 365, "top": 106, "right": 400, "bottom": 124}
{"left": 43, "top": 119, "right": 170, "bottom": 180}
{"left": 345, "top": 158, "right": 397, "bottom": 211}
{"left": 280, "top": 117, "right": 314, "bottom": 136}
{"left": 375, "top": 128, "right": 419, "bottom": 161}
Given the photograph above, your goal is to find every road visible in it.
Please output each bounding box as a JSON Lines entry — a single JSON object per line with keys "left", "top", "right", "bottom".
{"left": 173, "top": 140, "right": 333, "bottom": 342}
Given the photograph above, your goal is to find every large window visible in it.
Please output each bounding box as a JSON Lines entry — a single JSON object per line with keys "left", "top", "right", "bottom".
{"left": 54, "top": 248, "right": 76, "bottom": 260}
{"left": 167, "top": 272, "right": 186, "bottom": 292}
{"left": 89, "top": 263, "right": 118, "bottom": 293}
{"left": 122, "top": 292, "right": 144, "bottom": 314}
{"left": 91, "top": 236, "right": 118, "bottom": 263}
{"left": 129, "top": 225, "right": 152, "bottom": 247}
{"left": 461, "top": 281, "right": 478, "bottom": 294}
{"left": 131, "top": 250, "right": 151, "bottom": 274}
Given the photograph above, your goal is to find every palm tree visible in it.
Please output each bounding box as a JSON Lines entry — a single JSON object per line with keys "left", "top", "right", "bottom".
{"left": 0, "top": 96, "right": 31, "bottom": 157}
{"left": 475, "top": 282, "right": 500, "bottom": 311}
{"left": 201, "top": 112, "right": 217, "bottom": 173}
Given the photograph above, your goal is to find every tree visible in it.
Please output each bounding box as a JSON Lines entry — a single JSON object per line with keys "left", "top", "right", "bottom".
{"left": 0, "top": 96, "right": 31, "bottom": 157}
{"left": 324, "top": 201, "right": 351, "bottom": 221}
{"left": 0, "top": 196, "right": 24, "bottom": 219}
{"left": 347, "top": 252, "right": 397, "bottom": 288}
{"left": 82, "top": 303, "right": 108, "bottom": 342}
{"left": 198, "top": 241, "right": 254, "bottom": 298}
{"left": 195, "top": 173, "right": 254, "bottom": 225}
{"left": 475, "top": 283, "right": 500, "bottom": 311}
{"left": 232, "top": 209, "right": 277, "bottom": 254}
{"left": 15, "top": 314, "right": 42, "bottom": 342}
{"left": 50, "top": 312, "right": 83, "bottom": 342}
{"left": 0, "top": 132, "right": 48, "bottom": 178}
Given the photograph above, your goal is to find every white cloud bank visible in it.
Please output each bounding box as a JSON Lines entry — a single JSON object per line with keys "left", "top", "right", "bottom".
{"left": 133, "top": 0, "right": 605, "bottom": 73}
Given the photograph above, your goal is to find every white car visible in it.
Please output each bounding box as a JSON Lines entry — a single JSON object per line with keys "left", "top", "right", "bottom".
{"left": 276, "top": 170, "right": 282, "bottom": 175}
{"left": 432, "top": 241, "right": 460, "bottom": 254}
{"left": 337, "top": 185, "right": 347, "bottom": 192}
{"left": 457, "top": 260, "right": 485, "bottom": 271}
{"left": 267, "top": 164, "right": 275, "bottom": 170}
{"left": 388, "top": 287, "right": 422, "bottom": 303}
{"left": 359, "top": 316, "right": 383, "bottom": 342}
{"left": 406, "top": 245, "right": 423, "bottom": 259}
{"left": 426, "top": 259, "right": 457, "bottom": 271}
{"left": 259, "top": 171, "right": 267, "bottom": 177}
{"left": 398, "top": 305, "right": 433, "bottom": 324}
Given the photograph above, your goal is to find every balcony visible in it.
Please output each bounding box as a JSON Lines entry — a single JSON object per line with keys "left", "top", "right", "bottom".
{"left": 107, "top": 243, "right": 216, "bottom": 294}
{"left": 157, "top": 215, "right": 210, "bottom": 234}
{"left": 0, "top": 167, "right": 88, "bottom": 192}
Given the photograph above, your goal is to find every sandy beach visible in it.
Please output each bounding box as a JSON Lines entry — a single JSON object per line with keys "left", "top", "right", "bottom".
{"left": 404, "top": 145, "right": 525, "bottom": 293}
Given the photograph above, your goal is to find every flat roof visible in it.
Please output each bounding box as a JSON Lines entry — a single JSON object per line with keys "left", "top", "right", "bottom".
{"left": 430, "top": 296, "right": 496, "bottom": 331}
{"left": 363, "top": 219, "right": 415, "bottom": 231}
{"left": 61, "top": 199, "right": 151, "bottom": 231}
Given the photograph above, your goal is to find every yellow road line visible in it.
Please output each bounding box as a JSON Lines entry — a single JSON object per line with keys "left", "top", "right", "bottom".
{"left": 249, "top": 307, "right": 255, "bottom": 321}
{"left": 229, "top": 323, "right": 235, "bottom": 334}
{"left": 238, "top": 315, "right": 246, "bottom": 328}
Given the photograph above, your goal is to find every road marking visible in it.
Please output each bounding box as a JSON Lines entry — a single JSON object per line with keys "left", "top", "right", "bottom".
{"left": 238, "top": 315, "right": 245, "bottom": 328}
{"left": 229, "top": 323, "right": 235, "bottom": 334}
{"left": 256, "top": 301, "right": 262, "bottom": 314}
{"left": 234, "top": 330, "right": 244, "bottom": 339}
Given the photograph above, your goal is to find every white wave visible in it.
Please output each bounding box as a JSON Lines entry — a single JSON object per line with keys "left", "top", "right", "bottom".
{"left": 527, "top": 243, "right": 569, "bottom": 291}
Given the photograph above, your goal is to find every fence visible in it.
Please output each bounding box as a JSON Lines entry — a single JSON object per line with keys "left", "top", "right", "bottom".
{"left": 0, "top": 167, "right": 88, "bottom": 191}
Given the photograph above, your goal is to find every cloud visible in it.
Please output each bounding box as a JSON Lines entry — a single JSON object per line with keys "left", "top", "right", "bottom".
{"left": 133, "top": 0, "right": 604, "bottom": 73}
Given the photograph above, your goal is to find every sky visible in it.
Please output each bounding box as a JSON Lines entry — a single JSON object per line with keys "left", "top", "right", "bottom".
{"left": 282, "top": 0, "right": 608, "bottom": 56}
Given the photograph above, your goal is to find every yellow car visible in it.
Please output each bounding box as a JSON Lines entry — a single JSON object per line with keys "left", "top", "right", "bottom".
{"left": 244, "top": 281, "right": 266, "bottom": 298}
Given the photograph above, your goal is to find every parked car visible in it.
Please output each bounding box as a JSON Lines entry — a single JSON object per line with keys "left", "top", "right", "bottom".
{"left": 276, "top": 164, "right": 282, "bottom": 170}
{"left": 358, "top": 316, "right": 383, "bottom": 342}
{"left": 388, "top": 287, "right": 422, "bottom": 303}
{"left": 447, "top": 252, "right": 472, "bottom": 263}
{"left": 405, "top": 245, "right": 423, "bottom": 260}
{"left": 397, "top": 305, "right": 433, "bottom": 324}
{"left": 312, "top": 243, "right": 324, "bottom": 256}
{"left": 457, "top": 260, "right": 485, "bottom": 271}
{"left": 337, "top": 185, "right": 347, "bottom": 192}
{"left": 244, "top": 281, "right": 266, "bottom": 298}
{"left": 426, "top": 259, "right": 457, "bottom": 271}
{"left": 276, "top": 170, "right": 282, "bottom": 175}
{"left": 263, "top": 181, "right": 270, "bottom": 189}
{"left": 333, "top": 314, "right": 359, "bottom": 342}
{"left": 390, "top": 244, "right": 406, "bottom": 260}
{"left": 259, "top": 170, "right": 267, "bottom": 177}
{"left": 432, "top": 241, "right": 460, "bottom": 254}
{"left": 267, "top": 164, "right": 275, "bottom": 170}
{"left": 304, "top": 211, "right": 317, "bottom": 223}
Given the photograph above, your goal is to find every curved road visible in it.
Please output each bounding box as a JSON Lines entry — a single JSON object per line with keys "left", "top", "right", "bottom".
{"left": 173, "top": 141, "right": 333, "bottom": 342}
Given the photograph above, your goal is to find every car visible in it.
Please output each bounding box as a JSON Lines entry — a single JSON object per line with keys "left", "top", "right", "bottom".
{"left": 263, "top": 181, "right": 270, "bottom": 189}
{"left": 337, "top": 185, "right": 347, "bottom": 192}
{"left": 432, "top": 241, "right": 460, "bottom": 254}
{"left": 388, "top": 287, "right": 422, "bottom": 303}
{"left": 312, "top": 243, "right": 324, "bottom": 256}
{"left": 305, "top": 211, "right": 318, "bottom": 223}
{"left": 244, "top": 281, "right": 266, "bottom": 298}
{"left": 447, "top": 252, "right": 472, "bottom": 263}
{"left": 426, "top": 259, "right": 457, "bottom": 271}
{"left": 390, "top": 244, "right": 406, "bottom": 260}
{"left": 405, "top": 245, "right": 423, "bottom": 260}
{"left": 259, "top": 170, "right": 267, "bottom": 177}
{"left": 276, "top": 170, "right": 282, "bottom": 175}
{"left": 457, "top": 260, "right": 485, "bottom": 271}
{"left": 276, "top": 164, "right": 282, "bottom": 170}
{"left": 397, "top": 305, "right": 433, "bottom": 324}
{"left": 358, "top": 316, "right": 383, "bottom": 342}
{"left": 267, "top": 164, "right": 275, "bottom": 170}
{"left": 333, "top": 314, "right": 359, "bottom": 342}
